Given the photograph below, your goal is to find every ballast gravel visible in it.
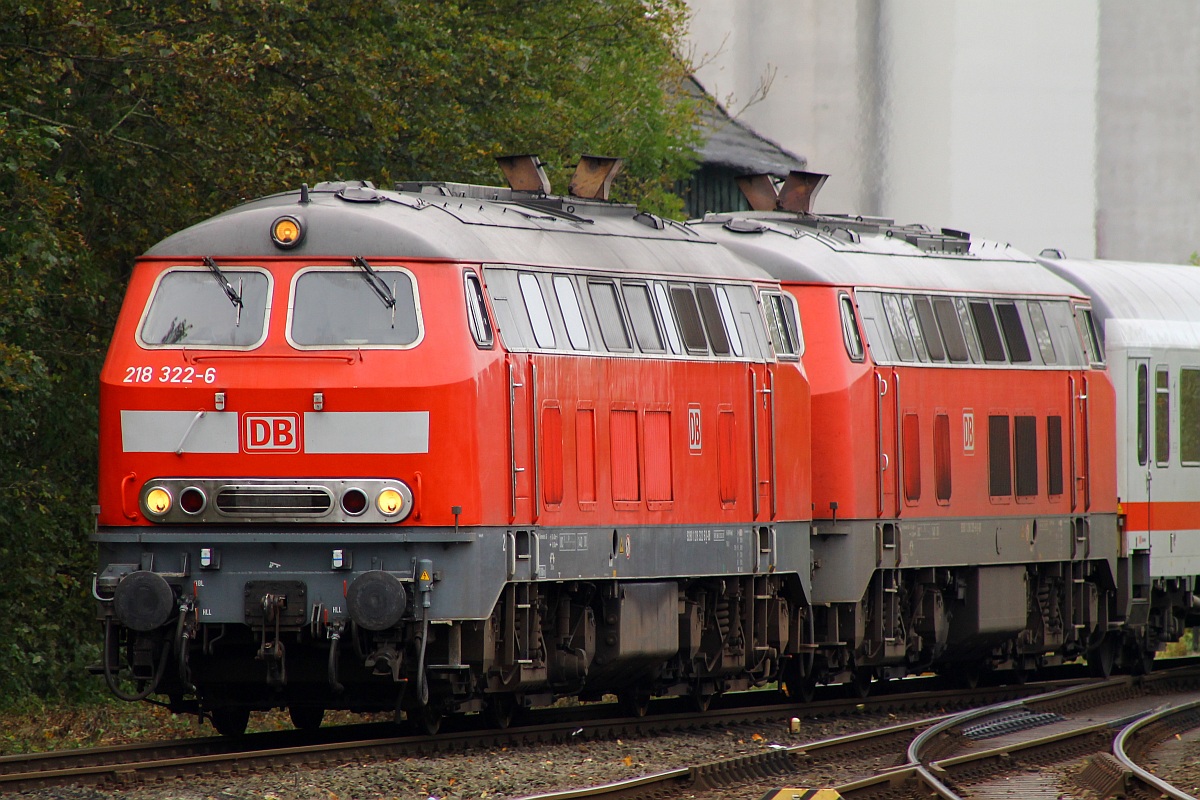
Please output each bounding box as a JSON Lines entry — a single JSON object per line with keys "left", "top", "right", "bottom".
{"left": 10, "top": 711, "right": 910, "bottom": 800}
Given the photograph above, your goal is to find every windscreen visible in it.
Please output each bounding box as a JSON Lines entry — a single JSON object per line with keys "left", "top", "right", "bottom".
{"left": 291, "top": 268, "right": 421, "bottom": 347}
{"left": 139, "top": 268, "right": 269, "bottom": 347}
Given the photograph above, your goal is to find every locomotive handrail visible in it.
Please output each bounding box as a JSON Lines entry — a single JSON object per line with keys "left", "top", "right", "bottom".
{"left": 768, "top": 366, "right": 777, "bottom": 520}
{"left": 531, "top": 362, "right": 540, "bottom": 524}
{"left": 751, "top": 369, "right": 761, "bottom": 518}
{"left": 1069, "top": 375, "right": 1079, "bottom": 513}
{"left": 893, "top": 371, "right": 903, "bottom": 518}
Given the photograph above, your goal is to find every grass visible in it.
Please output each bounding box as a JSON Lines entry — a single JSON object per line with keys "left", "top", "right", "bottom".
{"left": 0, "top": 699, "right": 376, "bottom": 756}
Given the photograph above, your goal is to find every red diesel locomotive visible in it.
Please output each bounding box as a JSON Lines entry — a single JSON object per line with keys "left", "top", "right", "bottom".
{"left": 94, "top": 157, "right": 814, "bottom": 733}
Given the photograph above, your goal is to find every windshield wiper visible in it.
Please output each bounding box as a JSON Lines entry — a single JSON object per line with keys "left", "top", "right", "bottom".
{"left": 203, "top": 256, "right": 243, "bottom": 326}
{"left": 352, "top": 256, "right": 398, "bottom": 329}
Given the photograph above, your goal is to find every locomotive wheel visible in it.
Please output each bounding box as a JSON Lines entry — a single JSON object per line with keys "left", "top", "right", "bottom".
{"left": 486, "top": 694, "right": 518, "bottom": 729}
{"left": 414, "top": 704, "right": 443, "bottom": 735}
{"left": 1087, "top": 635, "right": 1116, "bottom": 678}
{"left": 210, "top": 707, "right": 250, "bottom": 737}
{"left": 847, "top": 668, "right": 872, "bottom": 699}
{"left": 618, "top": 687, "right": 652, "bottom": 718}
{"left": 288, "top": 705, "right": 325, "bottom": 731}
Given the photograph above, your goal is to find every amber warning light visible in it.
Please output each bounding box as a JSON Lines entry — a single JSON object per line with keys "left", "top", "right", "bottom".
{"left": 271, "top": 215, "right": 304, "bottom": 248}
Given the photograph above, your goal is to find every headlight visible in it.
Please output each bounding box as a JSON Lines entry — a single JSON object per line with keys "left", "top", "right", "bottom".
{"left": 377, "top": 488, "right": 405, "bottom": 517}
{"left": 145, "top": 487, "right": 172, "bottom": 516}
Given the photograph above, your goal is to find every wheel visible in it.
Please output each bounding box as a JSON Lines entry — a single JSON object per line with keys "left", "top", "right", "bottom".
{"left": 288, "top": 705, "right": 325, "bottom": 731}
{"left": 944, "top": 663, "right": 981, "bottom": 690}
{"left": 210, "top": 707, "right": 250, "bottom": 737}
{"left": 1087, "top": 635, "right": 1116, "bottom": 678}
{"left": 413, "top": 704, "right": 442, "bottom": 735}
{"left": 618, "top": 687, "right": 652, "bottom": 718}
{"left": 693, "top": 691, "right": 714, "bottom": 712}
{"left": 486, "top": 694, "right": 518, "bottom": 729}
{"left": 847, "top": 668, "right": 872, "bottom": 699}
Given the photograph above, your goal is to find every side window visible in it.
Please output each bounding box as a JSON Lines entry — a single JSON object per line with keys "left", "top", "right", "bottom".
{"left": 763, "top": 292, "right": 802, "bottom": 358}
{"left": 671, "top": 285, "right": 709, "bottom": 354}
{"left": 695, "top": 285, "right": 732, "bottom": 356}
{"left": 839, "top": 293, "right": 865, "bottom": 361}
{"left": 1076, "top": 306, "right": 1105, "bottom": 365}
{"left": 553, "top": 275, "right": 590, "bottom": 351}
{"left": 464, "top": 272, "right": 493, "bottom": 348}
{"left": 970, "top": 301, "right": 1007, "bottom": 363}
{"left": 954, "top": 297, "right": 983, "bottom": 362}
{"left": 1182, "top": 368, "right": 1200, "bottom": 465}
{"left": 933, "top": 297, "right": 969, "bottom": 362}
{"left": 621, "top": 283, "right": 665, "bottom": 353}
{"left": 1137, "top": 363, "right": 1149, "bottom": 466}
{"left": 995, "top": 302, "right": 1031, "bottom": 363}
{"left": 653, "top": 284, "right": 683, "bottom": 355}
{"left": 1156, "top": 366, "right": 1170, "bottom": 466}
{"left": 913, "top": 295, "right": 946, "bottom": 362}
{"left": 900, "top": 295, "right": 930, "bottom": 362}
{"left": 883, "top": 294, "right": 915, "bottom": 362}
{"left": 518, "top": 273, "right": 555, "bottom": 348}
{"left": 1027, "top": 302, "right": 1056, "bottom": 364}
{"left": 715, "top": 287, "right": 745, "bottom": 357}
{"left": 588, "top": 280, "right": 632, "bottom": 351}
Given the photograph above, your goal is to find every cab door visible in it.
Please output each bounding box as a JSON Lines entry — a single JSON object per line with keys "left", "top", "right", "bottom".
{"left": 875, "top": 367, "right": 900, "bottom": 518}
{"left": 750, "top": 361, "right": 775, "bottom": 521}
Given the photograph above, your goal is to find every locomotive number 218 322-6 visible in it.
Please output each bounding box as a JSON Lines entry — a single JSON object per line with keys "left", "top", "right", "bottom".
{"left": 123, "top": 366, "right": 218, "bottom": 384}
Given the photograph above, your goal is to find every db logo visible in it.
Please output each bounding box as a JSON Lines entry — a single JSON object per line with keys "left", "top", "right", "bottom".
{"left": 688, "top": 405, "right": 702, "bottom": 452}
{"left": 242, "top": 413, "right": 301, "bottom": 453}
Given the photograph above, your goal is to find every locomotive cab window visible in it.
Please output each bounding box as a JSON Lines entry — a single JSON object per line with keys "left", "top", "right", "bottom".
{"left": 140, "top": 267, "right": 271, "bottom": 348}
{"left": 464, "top": 272, "right": 493, "bottom": 348}
{"left": 1074, "top": 305, "right": 1105, "bottom": 366}
{"left": 913, "top": 295, "right": 945, "bottom": 362}
{"left": 715, "top": 286, "right": 745, "bottom": 357}
{"left": 762, "top": 291, "right": 803, "bottom": 359}
{"left": 290, "top": 266, "right": 422, "bottom": 347}
{"left": 839, "top": 293, "right": 865, "bottom": 362}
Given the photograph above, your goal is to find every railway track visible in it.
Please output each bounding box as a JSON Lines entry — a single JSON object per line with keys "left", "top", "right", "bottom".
{"left": 0, "top": 673, "right": 1064, "bottom": 794}
{"left": 500, "top": 665, "right": 1200, "bottom": 800}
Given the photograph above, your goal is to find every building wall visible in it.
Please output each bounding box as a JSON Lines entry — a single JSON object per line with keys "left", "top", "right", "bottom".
{"left": 686, "top": 0, "right": 1200, "bottom": 263}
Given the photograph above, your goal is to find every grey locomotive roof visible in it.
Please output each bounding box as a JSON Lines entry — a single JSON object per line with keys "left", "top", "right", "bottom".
{"left": 693, "top": 212, "right": 1087, "bottom": 298}
{"left": 1039, "top": 256, "right": 1200, "bottom": 350}
{"left": 145, "top": 183, "right": 772, "bottom": 282}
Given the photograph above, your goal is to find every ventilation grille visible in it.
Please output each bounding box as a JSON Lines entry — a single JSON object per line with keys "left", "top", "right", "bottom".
{"left": 215, "top": 485, "right": 332, "bottom": 515}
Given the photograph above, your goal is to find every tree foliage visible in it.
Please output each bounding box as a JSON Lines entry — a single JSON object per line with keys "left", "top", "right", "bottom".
{"left": 0, "top": 0, "right": 698, "bottom": 705}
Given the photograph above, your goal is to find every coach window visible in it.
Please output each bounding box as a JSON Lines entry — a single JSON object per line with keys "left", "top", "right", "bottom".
{"left": 715, "top": 287, "right": 745, "bottom": 357}
{"left": 913, "top": 295, "right": 946, "bottom": 362}
{"left": 588, "top": 280, "right": 632, "bottom": 352}
{"left": 1137, "top": 364, "right": 1149, "bottom": 466}
{"left": 970, "top": 301, "right": 1007, "bottom": 363}
{"left": 141, "top": 267, "right": 270, "bottom": 348}
{"left": 695, "top": 285, "right": 732, "bottom": 356}
{"left": 1156, "top": 367, "right": 1170, "bottom": 466}
{"left": 291, "top": 267, "right": 421, "bottom": 347}
{"left": 882, "top": 294, "right": 915, "bottom": 362}
{"left": 932, "top": 297, "right": 969, "bottom": 362}
{"left": 953, "top": 298, "right": 983, "bottom": 362}
{"left": 653, "top": 284, "right": 684, "bottom": 355}
{"left": 763, "top": 291, "right": 802, "bottom": 359}
{"left": 839, "top": 293, "right": 865, "bottom": 361}
{"left": 671, "top": 285, "right": 710, "bottom": 354}
{"left": 553, "top": 275, "right": 590, "bottom": 351}
{"left": 1182, "top": 368, "right": 1200, "bottom": 465}
{"left": 1028, "top": 302, "right": 1056, "bottom": 364}
{"left": 519, "top": 273, "right": 556, "bottom": 349}
{"left": 464, "top": 272, "right": 493, "bottom": 348}
{"left": 996, "top": 302, "right": 1032, "bottom": 363}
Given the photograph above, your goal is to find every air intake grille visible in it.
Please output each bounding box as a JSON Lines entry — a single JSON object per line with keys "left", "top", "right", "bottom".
{"left": 215, "top": 485, "right": 332, "bottom": 515}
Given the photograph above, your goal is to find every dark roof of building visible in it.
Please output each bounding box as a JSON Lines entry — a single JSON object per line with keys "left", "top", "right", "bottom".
{"left": 688, "top": 76, "right": 806, "bottom": 175}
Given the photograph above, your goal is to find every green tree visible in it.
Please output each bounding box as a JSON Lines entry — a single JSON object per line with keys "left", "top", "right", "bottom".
{"left": 0, "top": 0, "right": 698, "bottom": 705}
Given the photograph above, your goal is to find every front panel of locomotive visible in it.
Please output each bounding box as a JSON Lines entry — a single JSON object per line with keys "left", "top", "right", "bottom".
{"left": 93, "top": 187, "right": 511, "bottom": 728}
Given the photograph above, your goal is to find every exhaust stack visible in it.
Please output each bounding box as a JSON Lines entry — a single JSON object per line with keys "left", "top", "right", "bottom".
{"left": 497, "top": 154, "right": 552, "bottom": 194}
{"left": 735, "top": 170, "right": 829, "bottom": 214}
{"left": 568, "top": 155, "right": 623, "bottom": 201}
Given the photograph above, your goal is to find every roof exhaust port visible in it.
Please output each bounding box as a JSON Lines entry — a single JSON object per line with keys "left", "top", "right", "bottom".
{"left": 735, "top": 174, "right": 781, "bottom": 211}
{"left": 778, "top": 171, "right": 828, "bottom": 214}
{"left": 497, "top": 154, "right": 552, "bottom": 195}
{"left": 568, "top": 155, "right": 623, "bottom": 201}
